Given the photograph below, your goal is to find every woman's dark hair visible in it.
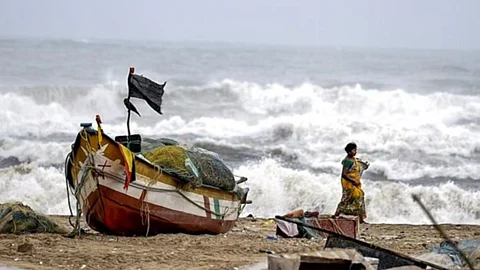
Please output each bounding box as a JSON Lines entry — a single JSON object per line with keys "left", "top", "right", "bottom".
{"left": 345, "top": 142, "right": 357, "bottom": 153}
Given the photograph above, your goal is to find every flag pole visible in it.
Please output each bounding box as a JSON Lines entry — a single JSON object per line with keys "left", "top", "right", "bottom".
{"left": 126, "top": 67, "right": 134, "bottom": 141}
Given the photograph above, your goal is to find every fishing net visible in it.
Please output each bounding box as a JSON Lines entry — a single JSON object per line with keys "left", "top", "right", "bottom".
{"left": 0, "top": 202, "right": 68, "bottom": 234}
{"left": 143, "top": 145, "right": 203, "bottom": 187}
{"left": 142, "top": 144, "right": 236, "bottom": 191}
{"left": 188, "top": 147, "right": 236, "bottom": 191}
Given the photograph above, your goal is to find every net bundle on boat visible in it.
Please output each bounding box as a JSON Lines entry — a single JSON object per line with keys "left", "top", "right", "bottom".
{"left": 0, "top": 202, "right": 67, "bottom": 234}
{"left": 143, "top": 142, "right": 236, "bottom": 191}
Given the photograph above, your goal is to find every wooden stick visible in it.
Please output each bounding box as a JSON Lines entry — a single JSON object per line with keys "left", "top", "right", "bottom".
{"left": 412, "top": 194, "right": 475, "bottom": 270}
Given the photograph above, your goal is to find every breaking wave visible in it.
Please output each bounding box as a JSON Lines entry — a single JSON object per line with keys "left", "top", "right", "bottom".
{"left": 1, "top": 79, "right": 480, "bottom": 224}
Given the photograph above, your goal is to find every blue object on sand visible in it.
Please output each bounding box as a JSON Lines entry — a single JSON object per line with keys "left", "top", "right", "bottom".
{"left": 430, "top": 240, "right": 480, "bottom": 267}
{"left": 267, "top": 235, "right": 278, "bottom": 240}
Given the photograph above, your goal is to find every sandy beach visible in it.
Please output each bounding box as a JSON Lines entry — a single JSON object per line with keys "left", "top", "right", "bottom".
{"left": 0, "top": 216, "right": 479, "bottom": 270}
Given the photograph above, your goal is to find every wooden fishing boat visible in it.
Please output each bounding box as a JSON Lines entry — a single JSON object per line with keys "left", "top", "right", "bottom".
{"left": 64, "top": 68, "right": 250, "bottom": 236}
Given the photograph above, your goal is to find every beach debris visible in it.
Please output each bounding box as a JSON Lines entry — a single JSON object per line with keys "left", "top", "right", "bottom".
{"left": 414, "top": 252, "right": 459, "bottom": 269}
{"left": 263, "top": 219, "right": 275, "bottom": 226}
{"left": 275, "top": 211, "right": 359, "bottom": 239}
{"left": 267, "top": 249, "right": 376, "bottom": 270}
{"left": 383, "top": 267, "right": 423, "bottom": 270}
{"left": 259, "top": 249, "right": 275, "bottom": 254}
{"left": 0, "top": 201, "right": 68, "bottom": 234}
{"left": 276, "top": 215, "right": 449, "bottom": 270}
{"left": 267, "top": 253, "right": 299, "bottom": 270}
{"left": 237, "top": 260, "right": 268, "bottom": 270}
{"left": 17, "top": 242, "right": 33, "bottom": 253}
{"left": 365, "top": 257, "right": 379, "bottom": 269}
{"left": 425, "top": 240, "right": 480, "bottom": 268}
{"left": 412, "top": 194, "right": 476, "bottom": 270}
{"left": 325, "top": 235, "right": 449, "bottom": 270}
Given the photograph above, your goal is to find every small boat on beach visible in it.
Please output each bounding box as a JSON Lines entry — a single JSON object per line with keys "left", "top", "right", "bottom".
{"left": 64, "top": 67, "right": 250, "bottom": 236}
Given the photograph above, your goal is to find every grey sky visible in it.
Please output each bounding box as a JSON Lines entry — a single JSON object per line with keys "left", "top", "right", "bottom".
{"left": 1, "top": 0, "right": 479, "bottom": 49}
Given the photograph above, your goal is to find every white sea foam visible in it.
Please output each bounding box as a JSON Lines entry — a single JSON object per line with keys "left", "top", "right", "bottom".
{"left": 0, "top": 163, "right": 70, "bottom": 215}
{"left": 1, "top": 80, "right": 480, "bottom": 224}
{"left": 0, "top": 138, "right": 70, "bottom": 165}
{"left": 237, "top": 158, "right": 480, "bottom": 224}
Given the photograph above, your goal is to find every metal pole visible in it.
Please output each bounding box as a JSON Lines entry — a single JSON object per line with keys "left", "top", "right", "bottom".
{"left": 126, "top": 67, "right": 135, "bottom": 141}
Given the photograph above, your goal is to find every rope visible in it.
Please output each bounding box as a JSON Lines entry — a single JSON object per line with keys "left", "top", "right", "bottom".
{"left": 68, "top": 164, "right": 91, "bottom": 237}
{"left": 139, "top": 191, "right": 151, "bottom": 236}
{"left": 144, "top": 203, "right": 151, "bottom": 236}
{"left": 64, "top": 153, "right": 76, "bottom": 228}
{"left": 65, "top": 129, "right": 99, "bottom": 237}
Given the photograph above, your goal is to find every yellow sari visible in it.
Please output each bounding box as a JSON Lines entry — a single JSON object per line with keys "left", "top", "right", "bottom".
{"left": 335, "top": 157, "right": 366, "bottom": 220}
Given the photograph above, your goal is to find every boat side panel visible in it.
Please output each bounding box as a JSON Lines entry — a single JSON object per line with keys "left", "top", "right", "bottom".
{"left": 85, "top": 186, "right": 236, "bottom": 235}
{"left": 99, "top": 175, "right": 241, "bottom": 221}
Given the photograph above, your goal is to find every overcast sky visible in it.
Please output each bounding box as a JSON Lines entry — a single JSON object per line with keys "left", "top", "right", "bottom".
{"left": 1, "top": 0, "right": 479, "bottom": 49}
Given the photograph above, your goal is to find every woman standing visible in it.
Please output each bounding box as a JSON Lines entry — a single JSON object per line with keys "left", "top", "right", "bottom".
{"left": 333, "top": 142, "right": 368, "bottom": 223}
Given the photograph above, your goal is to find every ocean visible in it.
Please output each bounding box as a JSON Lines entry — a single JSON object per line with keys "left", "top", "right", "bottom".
{"left": 1, "top": 37, "right": 479, "bottom": 225}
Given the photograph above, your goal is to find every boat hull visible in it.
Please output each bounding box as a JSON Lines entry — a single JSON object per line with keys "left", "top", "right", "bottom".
{"left": 67, "top": 127, "right": 246, "bottom": 236}
{"left": 85, "top": 185, "right": 237, "bottom": 236}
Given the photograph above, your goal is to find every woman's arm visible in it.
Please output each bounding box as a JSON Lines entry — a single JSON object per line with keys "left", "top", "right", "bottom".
{"left": 342, "top": 166, "right": 359, "bottom": 185}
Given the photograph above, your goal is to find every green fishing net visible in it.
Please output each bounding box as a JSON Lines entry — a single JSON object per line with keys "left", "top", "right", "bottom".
{"left": 142, "top": 142, "right": 235, "bottom": 191}
{"left": 0, "top": 202, "right": 68, "bottom": 234}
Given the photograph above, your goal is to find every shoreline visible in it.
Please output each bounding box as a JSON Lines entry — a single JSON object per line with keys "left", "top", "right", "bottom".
{"left": 0, "top": 216, "right": 479, "bottom": 269}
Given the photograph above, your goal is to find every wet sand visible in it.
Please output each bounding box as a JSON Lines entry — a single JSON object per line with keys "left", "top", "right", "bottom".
{"left": 0, "top": 216, "right": 479, "bottom": 270}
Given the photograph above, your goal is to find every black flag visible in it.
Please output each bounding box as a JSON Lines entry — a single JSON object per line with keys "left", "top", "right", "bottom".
{"left": 127, "top": 73, "right": 166, "bottom": 115}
